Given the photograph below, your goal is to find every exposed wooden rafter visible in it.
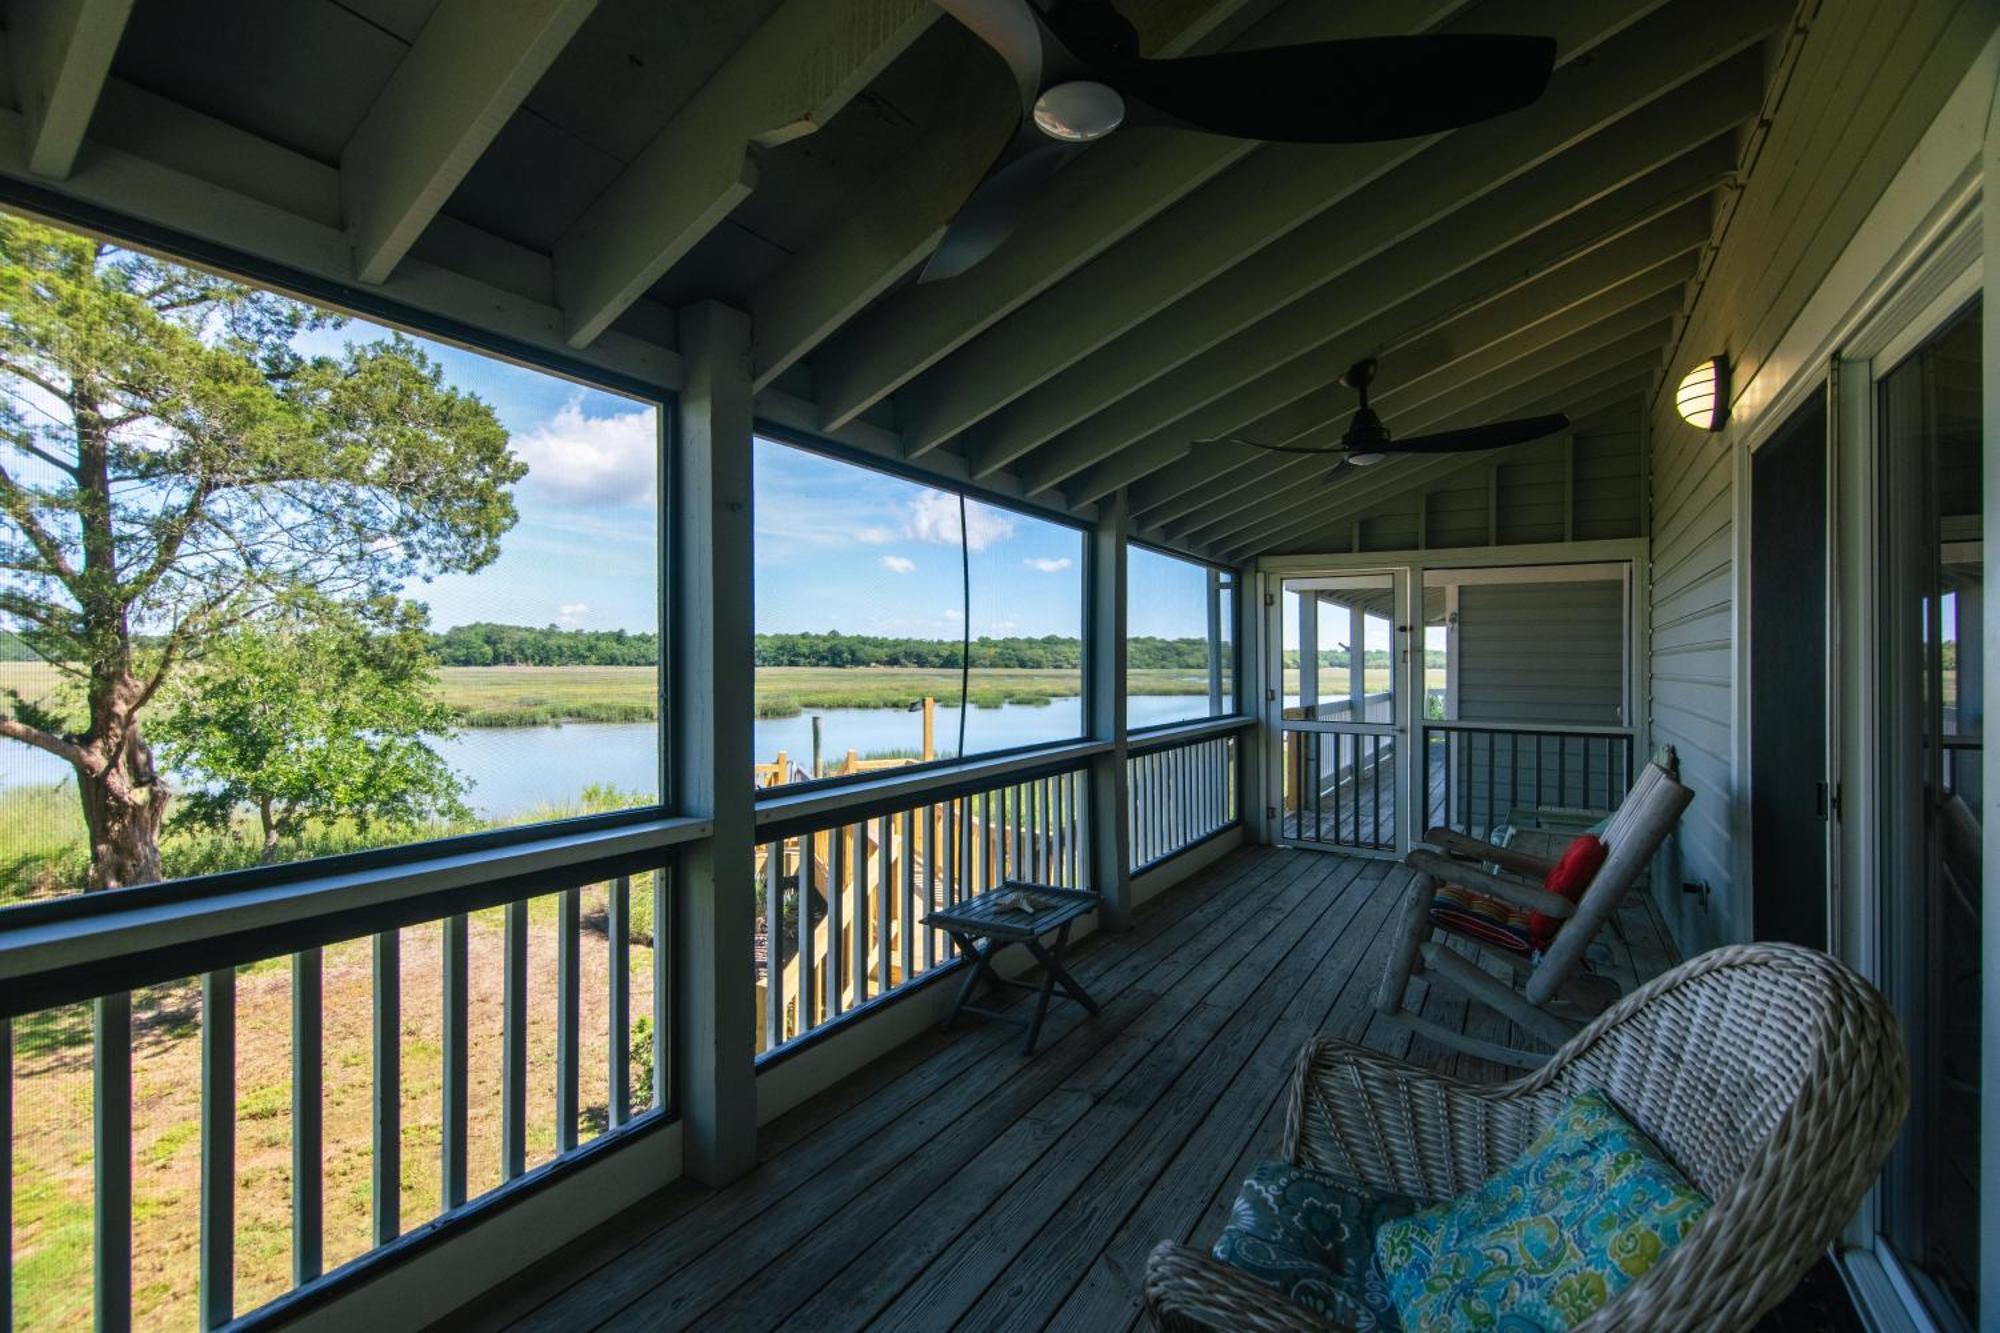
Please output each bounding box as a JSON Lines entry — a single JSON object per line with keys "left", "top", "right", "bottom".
{"left": 342, "top": 0, "right": 599, "bottom": 285}
{"left": 906, "top": 0, "right": 1777, "bottom": 474}
{"left": 1213, "top": 359, "right": 1659, "bottom": 556}
{"left": 8, "top": 0, "right": 134, "bottom": 179}
{"left": 1108, "top": 236, "right": 1701, "bottom": 527}
{"left": 1053, "top": 140, "right": 1729, "bottom": 509}
{"left": 556, "top": 0, "right": 940, "bottom": 348}
{"left": 793, "top": 0, "right": 1470, "bottom": 416}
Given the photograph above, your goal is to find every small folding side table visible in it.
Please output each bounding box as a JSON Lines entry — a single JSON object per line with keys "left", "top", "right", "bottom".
{"left": 925, "top": 882, "right": 1101, "bottom": 1055}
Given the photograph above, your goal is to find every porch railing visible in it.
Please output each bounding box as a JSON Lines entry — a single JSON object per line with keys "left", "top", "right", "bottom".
{"left": 0, "top": 815, "right": 704, "bottom": 1332}
{"left": 752, "top": 750, "right": 1095, "bottom": 1059}
{"left": 1127, "top": 723, "right": 1242, "bottom": 873}
{"left": 1421, "top": 722, "right": 1635, "bottom": 841}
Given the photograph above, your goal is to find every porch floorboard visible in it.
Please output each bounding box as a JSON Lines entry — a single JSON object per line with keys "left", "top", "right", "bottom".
{"left": 463, "top": 846, "right": 1676, "bottom": 1333}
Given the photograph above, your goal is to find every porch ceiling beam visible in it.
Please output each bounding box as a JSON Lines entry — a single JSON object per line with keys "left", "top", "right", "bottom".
{"left": 793, "top": 0, "right": 1473, "bottom": 416}
{"left": 1063, "top": 175, "right": 1716, "bottom": 512}
{"left": 1214, "top": 363, "right": 1657, "bottom": 557}
{"left": 1069, "top": 271, "right": 1687, "bottom": 512}
{"left": 1195, "top": 327, "right": 1668, "bottom": 551}
{"left": 1195, "top": 351, "right": 1663, "bottom": 552}
{"left": 1137, "top": 244, "right": 1698, "bottom": 536}
{"left": 921, "top": 0, "right": 1777, "bottom": 471}
{"left": 1006, "top": 45, "right": 1762, "bottom": 495}
{"left": 8, "top": 0, "right": 134, "bottom": 179}
{"left": 555, "top": 0, "right": 939, "bottom": 349}
{"left": 342, "top": 0, "right": 598, "bottom": 285}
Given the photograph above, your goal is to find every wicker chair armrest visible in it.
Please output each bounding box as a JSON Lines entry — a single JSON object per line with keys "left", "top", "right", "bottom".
{"left": 1405, "top": 850, "right": 1573, "bottom": 919}
{"left": 1420, "top": 827, "right": 1555, "bottom": 879}
{"left": 1143, "top": 1241, "right": 1348, "bottom": 1333}
{"left": 1282, "top": 1035, "right": 1542, "bottom": 1199}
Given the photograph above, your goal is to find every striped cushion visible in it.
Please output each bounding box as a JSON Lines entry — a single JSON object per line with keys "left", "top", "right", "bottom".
{"left": 1428, "top": 883, "right": 1533, "bottom": 954}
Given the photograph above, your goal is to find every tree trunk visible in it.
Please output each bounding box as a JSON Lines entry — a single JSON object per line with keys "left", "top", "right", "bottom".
{"left": 77, "top": 742, "right": 166, "bottom": 889}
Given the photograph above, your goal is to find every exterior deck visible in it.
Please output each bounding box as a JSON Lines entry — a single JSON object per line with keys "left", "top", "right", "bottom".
{"left": 461, "top": 846, "right": 1677, "bottom": 1332}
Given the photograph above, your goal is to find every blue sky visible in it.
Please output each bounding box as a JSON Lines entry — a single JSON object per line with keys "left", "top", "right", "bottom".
{"left": 295, "top": 319, "right": 663, "bottom": 633}
{"left": 753, "top": 437, "right": 1086, "bottom": 639}
{"left": 277, "top": 322, "right": 1218, "bottom": 643}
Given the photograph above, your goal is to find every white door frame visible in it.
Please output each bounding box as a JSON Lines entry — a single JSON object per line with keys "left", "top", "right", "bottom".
{"left": 1263, "top": 567, "right": 1413, "bottom": 858}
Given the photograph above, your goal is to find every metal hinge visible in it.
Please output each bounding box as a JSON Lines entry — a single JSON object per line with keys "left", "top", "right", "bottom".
{"left": 1816, "top": 781, "right": 1841, "bottom": 821}
{"left": 1266, "top": 805, "right": 1277, "bottom": 820}
{"left": 1265, "top": 688, "right": 1276, "bottom": 702}
{"left": 1264, "top": 592, "right": 1276, "bottom": 607}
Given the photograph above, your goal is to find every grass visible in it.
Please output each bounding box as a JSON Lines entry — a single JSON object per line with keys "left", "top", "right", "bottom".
{"left": 9, "top": 896, "right": 663, "bottom": 1329}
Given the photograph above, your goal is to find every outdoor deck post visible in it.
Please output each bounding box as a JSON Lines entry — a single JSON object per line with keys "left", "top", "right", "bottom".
{"left": 1088, "top": 491, "right": 1132, "bottom": 928}
{"left": 672, "top": 300, "right": 758, "bottom": 1184}
{"left": 1237, "top": 563, "right": 1267, "bottom": 842}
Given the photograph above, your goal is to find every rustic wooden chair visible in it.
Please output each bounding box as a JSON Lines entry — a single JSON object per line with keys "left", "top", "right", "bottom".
{"left": 1144, "top": 943, "right": 1909, "bottom": 1332}
{"left": 1374, "top": 751, "right": 1693, "bottom": 1067}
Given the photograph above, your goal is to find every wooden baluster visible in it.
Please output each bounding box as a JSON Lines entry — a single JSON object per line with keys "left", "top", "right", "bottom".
{"left": 200, "top": 968, "right": 235, "bottom": 1329}
{"left": 557, "top": 886, "right": 581, "bottom": 1153}
{"left": 95, "top": 991, "right": 133, "bottom": 1333}
{"left": 608, "top": 877, "right": 631, "bottom": 1122}
{"left": 292, "top": 950, "right": 323, "bottom": 1284}
{"left": 501, "top": 903, "right": 527, "bottom": 1181}
{"left": 443, "top": 915, "right": 469, "bottom": 1204}
{"left": 372, "top": 931, "right": 400, "bottom": 1242}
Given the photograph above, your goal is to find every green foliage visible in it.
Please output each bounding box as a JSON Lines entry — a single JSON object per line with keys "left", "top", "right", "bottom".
{"left": 152, "top": 592, "right": 469, "bottom": 853}
{"left": 432, "top": 622, "right": 658, "bottom": 666}
{"left": 630, "top": 1015, "right": 655, "bottom": 1111}
{"left": 0, "top": 211, "right": 522, "bottom": 884}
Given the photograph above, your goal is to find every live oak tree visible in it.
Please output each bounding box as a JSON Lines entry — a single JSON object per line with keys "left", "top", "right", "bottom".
{"left": 0, "top": 215, "right": 522, "bottom": 888}
{"left": 153, "top": 593, "right": 471, "bottom": 859}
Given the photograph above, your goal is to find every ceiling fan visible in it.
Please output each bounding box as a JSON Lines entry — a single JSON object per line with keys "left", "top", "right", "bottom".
{"left": 923, "top": 0, "right": 1557, "bottom": 281}
{"left": 1196, "top": 358, "right": 1570, "bottom": 478}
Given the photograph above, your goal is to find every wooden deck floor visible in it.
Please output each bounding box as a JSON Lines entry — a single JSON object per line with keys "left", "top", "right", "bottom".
{"left": 464, "top": 847, "right": 1678, "bottom": 1333}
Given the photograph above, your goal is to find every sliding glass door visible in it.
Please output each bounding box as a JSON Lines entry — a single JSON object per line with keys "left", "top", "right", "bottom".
{"left": 1876, "top": 296, "right": 1981, "bottom": 1330}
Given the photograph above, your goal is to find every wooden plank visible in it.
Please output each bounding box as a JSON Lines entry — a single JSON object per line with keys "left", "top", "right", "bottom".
{"left": 1047, "top": 868, "right": 1412, "bottom": 1331}
{"left": 340, "top": 0, "right": 597, "bottom": 283}
{"left": 8, "top": 0, "right": 134, "bottom": 179}
{"left": 741, "top": 856, "right": 1373, "bottom": 1333}
{"left": 973, "top": 865, "right": 1408, "bottom": 1332}
{"left": 507, "top": 844, "right": 1304, "bottom": 1330}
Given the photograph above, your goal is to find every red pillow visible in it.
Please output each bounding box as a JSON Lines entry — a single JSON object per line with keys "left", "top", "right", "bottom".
{"left": 1527, "top": 834, "right": 1608, "bottom": 950}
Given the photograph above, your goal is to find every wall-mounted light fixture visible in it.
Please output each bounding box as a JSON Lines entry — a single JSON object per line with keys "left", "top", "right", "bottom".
{"left": 1674, "top": 355, "right": 1730, "bottom": 432}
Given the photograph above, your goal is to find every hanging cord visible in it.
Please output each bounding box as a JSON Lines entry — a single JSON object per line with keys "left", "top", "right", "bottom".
{"left": 957, "top": 491, "right": 971, "bottom": 761}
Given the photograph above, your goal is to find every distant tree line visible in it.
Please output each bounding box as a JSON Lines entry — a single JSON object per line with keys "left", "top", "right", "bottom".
{"left": 423, "top": 624, "right": 1224, "bottom": 671}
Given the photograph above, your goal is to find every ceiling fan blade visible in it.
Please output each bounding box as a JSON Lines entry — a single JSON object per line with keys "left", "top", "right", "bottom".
{"left": 1198, "top": 433, "right": 1344, "bottom": 456}
{"left": 933, "top": 0, "right": 1046, "bottom": 109}
{"left": 919, "top": 130, "right": 1079, "bottom": 282}
{"left": 1382, "top": 412, "right": 1570, "bottom": 454}
{"left": 1104, "top": 35, "right": 1557, "bottom": 144}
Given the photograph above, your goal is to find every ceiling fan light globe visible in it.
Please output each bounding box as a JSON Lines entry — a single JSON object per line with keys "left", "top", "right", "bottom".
{"left": 1033, "top": 81, "right": 1126, "bottom": 141}
{"left": 1346, "top": 451, "right": 1387, "bottom": 466}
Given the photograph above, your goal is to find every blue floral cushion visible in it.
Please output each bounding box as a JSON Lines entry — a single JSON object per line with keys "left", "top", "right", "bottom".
{"left": 1213, "top": 1161, "right": 1420, "bottom": 1329}
{"left": 1374, "top": 1089, "right": 1710, "bottom": 1331}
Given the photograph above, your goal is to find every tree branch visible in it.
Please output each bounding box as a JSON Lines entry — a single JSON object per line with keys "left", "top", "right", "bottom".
{"left": 0, "top": 716, "right": 84, "bottom": 768}
{"left": 0, "top": 457, "right": 77, "bottom": 582}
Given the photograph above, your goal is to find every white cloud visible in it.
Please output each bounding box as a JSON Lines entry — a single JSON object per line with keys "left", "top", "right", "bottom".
{"left": 905, "top": 491, "right": 1015, "bottom": 551}
{"left": 556, "top": 601, "right": 591, "bottom": 629}
{"left": 855, "top": 526, "right": 896, "bottom": 545}
{"left": 879, "top": 555, "right": 916, "bottom": 574}
{"left": 985, "top": 619, "right": 1019, "bottom": 635}
{"left": 1023, "top": 556, "right": 1073, "bottom": 573}
{"left": 510, "top": 397, "right": 657, "bottom": 508}
{"left": 943, "top": 608, "right": 963, "bottom": 622}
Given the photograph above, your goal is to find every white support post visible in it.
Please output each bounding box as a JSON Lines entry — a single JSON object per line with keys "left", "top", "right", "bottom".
{"left": 671, "top": 301, "right": 758, "bottom": 1184}
{"left": 1236, "top": 564, "right": 1268, "bottom": 844}
{"left": 1087, "top": 492, "right": 1132, "bottom": 929}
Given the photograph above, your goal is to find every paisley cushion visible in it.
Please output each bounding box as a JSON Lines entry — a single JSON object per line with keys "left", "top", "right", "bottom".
{"left": 1213, "top": 1161, "right": 1421, "bottom": 1330}
{"left": 1375, "top": 1089, "right": 1711, "bottom": 1331}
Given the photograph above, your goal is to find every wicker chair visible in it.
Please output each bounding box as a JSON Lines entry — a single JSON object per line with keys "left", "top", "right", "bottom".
{"left": 1144, "top": 943, "right": 1909, "bottom": 1332}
